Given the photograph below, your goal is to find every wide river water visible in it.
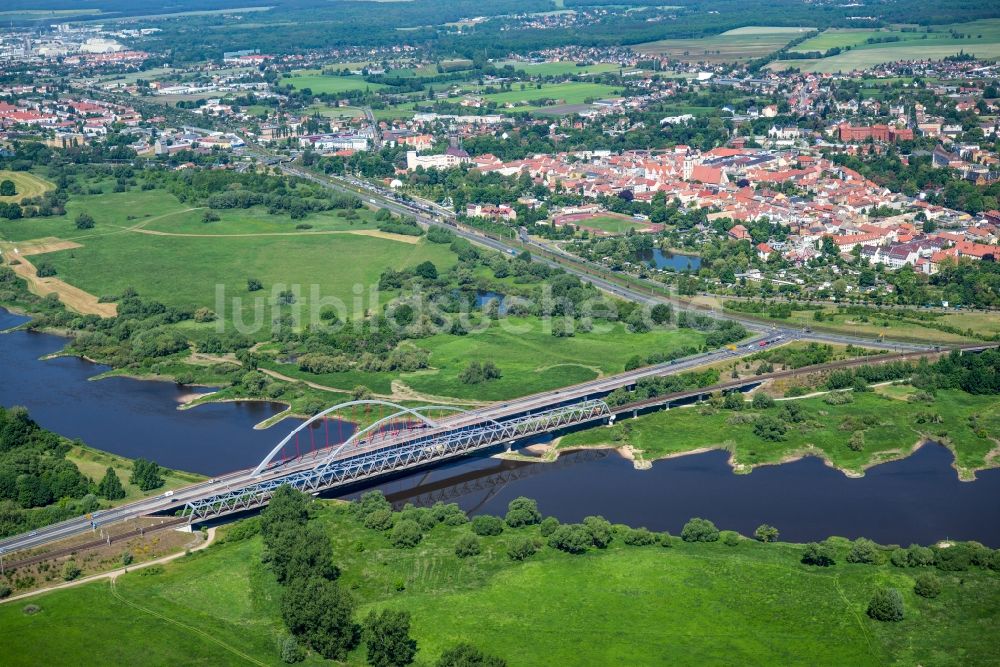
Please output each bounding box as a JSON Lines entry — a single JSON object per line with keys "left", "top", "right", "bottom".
{"left": 2, "top": 308, "right": 999, "bottom": 546}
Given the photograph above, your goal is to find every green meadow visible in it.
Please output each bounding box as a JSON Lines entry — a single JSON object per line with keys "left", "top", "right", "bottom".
{"left": 561, "top": 388, "right": 1000, "bottom": 479}
{"left": 479, "top": 81, "right": 618, "bottom": 108}
{"left": 2, "top": 501, "right": 997, "bottom": 666}
{"left": 279, "top": 71, "right": 388, "bottom": 94}
{"left": 497, "top": 60, "right": 622, "bottom": 77}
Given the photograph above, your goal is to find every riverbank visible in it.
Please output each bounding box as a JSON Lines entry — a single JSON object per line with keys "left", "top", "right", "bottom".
{"left": 2, "top": 500, "right": 997, "bottom": 666}
{"left": 557, "top": 385, "right": 1000, "bottom": 481}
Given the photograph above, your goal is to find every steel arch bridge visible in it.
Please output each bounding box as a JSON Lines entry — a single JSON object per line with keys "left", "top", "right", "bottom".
{"left": 181, "top": 398, "right": 611, "bottom": 523}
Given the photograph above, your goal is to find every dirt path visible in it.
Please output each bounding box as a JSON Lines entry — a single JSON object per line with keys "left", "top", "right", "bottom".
{"left": 3, "top": 251, "right": 117, "bottom": 317}
{"left": 1, "top": 528, "right": 216, "bottom": 606}
{"left": 127, "top": 226, "right": 421, "bottom": 244}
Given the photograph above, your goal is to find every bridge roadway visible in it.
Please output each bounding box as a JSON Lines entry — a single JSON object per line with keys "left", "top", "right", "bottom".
{"left": 3, "top": 337, "right": 981, "bottom": 558}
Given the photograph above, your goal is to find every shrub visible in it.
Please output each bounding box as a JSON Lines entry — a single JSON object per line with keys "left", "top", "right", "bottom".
{"left": 454, "top": 534, "right": 481, "bottom": 558}
{"left": 623, "top": 527, "right": 658, "bottom": 546}
{"left": 505, "top": 497, "right": 542, "bottom": 528}
{"left": 848, "top": 430, "right": 865, "bottom": 452}
{"left": 721, "top": 531, "right": 741, "bottom": 547}
{"left": 823, "top": 391, "right": 854, "bottom": 405}
{"left": 471, "top": 515, "right": 504, "bottom": 537}
{"left": 907, "top": 545, "right": 935, "bottom": 567}
{"left": 121, "top": 552, "right": 134, "bottom": 566}
{"left": 507, "top": 537, "right": 540, "bottom": 561}
{"left": 681, "top": 518, "right": 719, "bottom": 543}
{"left": 935, "top": 544, "right": 971, "bottom": 571}
{"left": 539, "top": 516, "right": 560, "bottom": 537}
{"left": 0, "top": 585, "right": 11, "bottom": 599}
{"left": 63, "top": 561, "right": 82, "bottom": 581}
{"left": 548, "top": 524, "right": 592, "bottom": 554}
{"left": 890, "top": 548, "right": 909, "bottom": 567}
{"left": 22, "top": 604, "right": 41, "bottom": 615}
{"left": 751, "top": 392, "right": 775, "bottom": 409}
{"left": 753, "top": 415, "right": 787, "bottom": 441}
{"left": 846, "top": 538, "right": 879, "bottom": 564}
{"left": 436, "top": 643, "right": 507, "bottom": 667}
{"left": 754, "top": 524, "right": 779, "bottom": 543}
{"left": 867, "top": 586, "right": 904, "bottom": 622}
{"left": 363, "top": 508, "right": 394, "bottom": 531}
{"left": 801, "top": 542, "right": 835, "bottom": 567}
{"left": 660, "top": 532, "right": 674, "bottom": 547}
{"left": 583, "top": 516, "right": 613, "bottom": 548}
{"left": 914, "top": 573, "right": 941, "bottom": 599}
{"left": 280, "top": 636, "right": 306, "bottom": 664}
{"left": 390, "top": 520, "right": 423, "bottom": 548}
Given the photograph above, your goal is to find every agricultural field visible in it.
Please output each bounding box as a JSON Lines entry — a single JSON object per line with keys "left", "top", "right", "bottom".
{"left": 561, "top": 388, "right": 1000, "bottom": 480}
{"left": 279, "top": 71, "right": 387, "bottom": 94}
{"left": 636, "top": 26, "right": 815, "bottom": 63}
{"left": 2, "top": 501, "right": 997, "bottom": 666}
{"left": 772, "top": 19, "right": 1000, "bottom": 72}
{"left": 497, "top": 60, "right": 623, "bottom": 77}
{"left": 789, "top": 28, "right": 884, "bottom": 53}
{"left": 478, "top": 81, "right": 619, "bottom": 110}
{"left": 0, "top": 171, "right": 55, "bottom": 204}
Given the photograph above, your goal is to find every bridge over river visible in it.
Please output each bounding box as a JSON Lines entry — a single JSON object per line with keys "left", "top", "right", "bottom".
{"left": 1, "top": 341, "right": 992, "bottom": 557}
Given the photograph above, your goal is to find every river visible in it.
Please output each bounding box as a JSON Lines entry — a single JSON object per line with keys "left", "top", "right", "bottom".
{"left": 2, "top": 309, "right": 999, "bottom": 546}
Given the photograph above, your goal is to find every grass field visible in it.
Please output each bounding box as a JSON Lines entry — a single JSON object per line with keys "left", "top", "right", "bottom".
{"left": 0, "top": 171, "right": 55, "bottom": 204}
{"left": 636, "top": 26, "right": 815, "bottom": 63}
{"left": 3, "top": 501, "right": 997, "bottom": 666}
{"left": 67, "top": 444, "right": 205, "bottom": 504}
{"left": 773, "top": 19, "right": 1000, "bottom": 71}
{"left": 280, "top": 71, "right": 387, "bottom": 94}
{"left": 478, "top": 81, "right": 618, "bottom": 109}
{"left": 497, "top": 60, "right": 622, "bottom": 77}
{"left": 0, "top": 188, "right": 456, "bottom": 326}
{"left": 265, "top": 321, "right": 706, "bottom": 400}
{"left": 561, "top": 388, "right": 1000, "bottom": 479}
{"left": 575, "top": 214, "right": 653, "bottom": 235}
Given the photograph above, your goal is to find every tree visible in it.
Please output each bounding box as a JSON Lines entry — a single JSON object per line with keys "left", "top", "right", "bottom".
{"left": 97, "top": 467, "right": 126, "bottom": 500}
{"left": 75, "top": 212, "right": 95, "bottom": 229}
{"left": 504, "top": 497, "right": 541, "bottom": 528}
{"left": 506, "top": 536, "right": 540, "bottom": 561}
{"left": 754, "top": 524, "right": 779, "bottom": 543}
{"left": 547, "top": 524, "right": 592, "bottom": 554}
{"left": 436, "top": 643, "right": 506, "bottom": 667}
{"left": 846, "top": 538, "right": 879, "bottom": 564}
{"left": 583, "top": 515, "right": 613, "bottom": 548}
{"left": 454, "top": 534, "right": 481, "bottom": 558}
{"left": 867, "top": 586, "right": 904, "bottom": 622}
{"left": 63, "top": 561, "right": 82, "bottom": 581}
{"left": 723, "top": 392, "right": 744, "bottom": 410}
{"left": 414, "top": 261, "right": 438, "bottom": 280}
{"left": 539, "top": 516, "right": 560, "bottom": 537}
{"left": 280, "top": 637, "right": 306, "bottom": 664}
{"left": 362, "top": 609, "right": 417, "bottom": 667}
{"left": 650, "top": 303, "right": 672, "bottom": 325}
{"left": 470, "top": 514, "right": 504, "bottom": 536}
{"left": 390, "top": 519, "right": 423, "bottom": 548}
{"left": 270, "top": 522, "right": 337, "bottom": 584}
{"left": 247, "top": 277, "right": 263, "bottom": 292}
{"left": 913, "top": 573, "right": 941, "bottom": 599}
{"left": 753, "top": 415, "right": 787, "bottom": 441}
{"left": 681, "top": 517, "right": 719, "bottom": 542}
{"left": 751, "top": 393, "right": 775, "bottom": 409}
{"left": 129, "top": 458, "right": 164, "bottom": 491}
{"left": 0, "top": 179, "right": 15, "bottom": 197}
{"left": 801, "top": 542, "right": 835, "bottom": 566}
{"left": 281, "top": 576, "right": 359, "bottom": 660}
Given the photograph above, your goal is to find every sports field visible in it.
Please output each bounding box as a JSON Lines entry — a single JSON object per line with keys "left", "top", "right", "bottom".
{"left": 279, "top": 71, "right": 387, "bottom": 94}
{"left": 636, "top": 26, "right": 815, "bottom": 63}
{"left": 0, "top": 171, "right": 55, "bottom": 204}
{"left": 575, "top": 214, "right": 655, "bottom": 235}
{"left": 2, "top": 502, "right": 996, "bottom": 666}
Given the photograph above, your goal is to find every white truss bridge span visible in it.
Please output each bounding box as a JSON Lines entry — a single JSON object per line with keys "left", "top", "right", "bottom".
{"left": 181, "top": 399, "right": 612, "bottom": 523}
